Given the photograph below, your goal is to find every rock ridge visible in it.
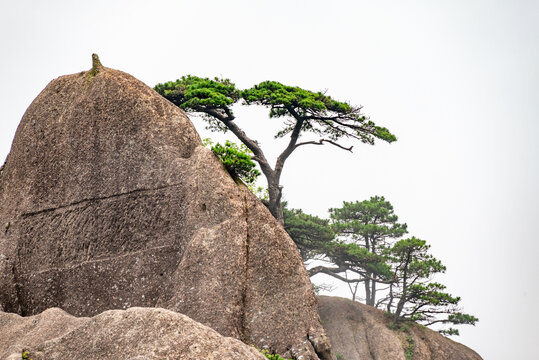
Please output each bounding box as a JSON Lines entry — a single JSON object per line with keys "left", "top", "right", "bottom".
{"left": 0, "top": 307, "right": 266, "bottom": 360}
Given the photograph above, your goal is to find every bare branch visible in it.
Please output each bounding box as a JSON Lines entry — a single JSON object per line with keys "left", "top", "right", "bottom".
{"left": 322, "top": 139, "right": 353, "bottom": 151}
{"left": 274, "top": 113, "right": 305, "bottom": 176}
{"left": 318, "top": 119, "right": 363, "bottom": 141}
{"left": 423, "top": 319, "right": 450, "bottom": 326}
{"left": 294, "top": 140, "right": 325, "bottom": 148}
{"left": 221, "top": 118, "right": 274, "bottom": 179}
{"left": 295, "top": 139, "right": 353, "bottom": 152}
{"left": 309, "top": 265, "right": 365, "bottom": 283}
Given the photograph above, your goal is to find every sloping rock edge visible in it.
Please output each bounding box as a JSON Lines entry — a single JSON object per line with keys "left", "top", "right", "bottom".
{"left": 317, "top": 296, "right": 482, "bottom": 360}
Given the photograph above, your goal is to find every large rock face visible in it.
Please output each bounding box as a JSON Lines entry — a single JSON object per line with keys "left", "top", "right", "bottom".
{"left": 0, "top": 61, "right": 332, "bottom": 360}
{"left": 0, "top": 307, "right": 266, "bottom": 360}
{"left": 317, "top": 296, "right": 482, "bottom": 360}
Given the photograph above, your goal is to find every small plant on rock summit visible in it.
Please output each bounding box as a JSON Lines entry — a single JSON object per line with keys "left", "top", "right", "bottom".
{"left": 202, "top": 138, "right": 260, "bottom": 185}
{"left": 252, "top": 345, "right": 293, "bottom": 360}
{"left": 260, "top": 349, "right": 292, "bottom": 360}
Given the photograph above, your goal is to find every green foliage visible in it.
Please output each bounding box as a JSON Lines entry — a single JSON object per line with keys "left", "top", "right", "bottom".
{"left": 386, "top": 319, "right": 409, "bottom": 332}
{"left": 388, "top": 238, "right": 445, "bottom": 279}
{"left": 404, "top": 336, "right": 415, "bottom": 360}
{"left": 439, "top": 328, "right": 460, "bottom": 336}
{"left": 202, "top": 138, "right": 260, "bottom": 185}
{"left": 447, "top": 312, "right": 479, "bottom": 326}
{"left": 156, "top": 75, "right": 396, "bottom": 146}
{"left": 330, "top": 196, "right": 408, "bottom": 246}
{"left": 156, "top": 75, "right": 397, "bottom": 224}
{"left": 386, "top": 317, "right": 415, "bottom": 359}
{"left": 407, "top": 283, "right": 459, "bottom": 310}
{"left": 329, "top": 196, "right": 407, "bottom": 304}
{"left": 155, "top": 76, "right": 240, "bottom": 132}
{"left": 22, "top": 351, "right": 32, "bottom": 360}
{"left": 260, "top": 349, "right": 292, "bottom": 360}
{"left": 252, "top": 346, "right": 292, "bottom": 360}
{"left": 249, "top": 185, "right": 269, "bottom": 202}
{"left": 385, "top": 237, "right": 478, "bottom": 335}
{"left": 336, "top": 353, "right": 345, "bottom": 360}
{"left": 329, "top": 196, "right": 408, "bottom": 277}
{"left": 155, "top": 76, "right": 240, "bottom": 109}
{"left": 326, "top": 241, "right": 393, "bottom": 280}
{"left": 283, "top": 204, "right": 334, "bottom": 261}
{"left": 242, "top": 81, "right": 396, "bottom": 144}
{"left": 286, "top": 196, "right": 477, "bottom": 337}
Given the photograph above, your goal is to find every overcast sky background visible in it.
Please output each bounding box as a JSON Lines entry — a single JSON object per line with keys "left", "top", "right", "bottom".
{"left": 1, "top": 1, "right": 537, "bottom": 359}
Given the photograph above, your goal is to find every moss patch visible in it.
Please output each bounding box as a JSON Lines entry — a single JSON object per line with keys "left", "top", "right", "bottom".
{"left": 87, "top": 53, "right": 102, "bottom": 81}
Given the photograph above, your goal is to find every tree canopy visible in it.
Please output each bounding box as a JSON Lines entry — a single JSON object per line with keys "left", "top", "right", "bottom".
{"left": 155, "top": 76, "right": 396, "bottom": 224}
{"left": 283, "top": 197, "right": 478, "bottom": 336}
{"left": 380, "top": 237, "right": 478, "bottom": 335}
{"left": 327, "top": 196, "right": 408, "bottom": 305}
{"left": 283, "top": 204, "right": 334, "bottom": 262}
{"left": 242, "top": 81, "right": 396, "bottom": 145}
{"left": 285, "top": 197, "right": 403, "bottom": 302}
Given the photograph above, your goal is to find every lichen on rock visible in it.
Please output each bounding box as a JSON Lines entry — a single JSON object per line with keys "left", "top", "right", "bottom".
{"left": 87, "top": 53, "right": 103, "bottom": 80}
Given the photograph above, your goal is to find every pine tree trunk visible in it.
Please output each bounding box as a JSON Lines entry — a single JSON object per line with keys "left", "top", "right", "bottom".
{"left": 370, "top": 277, "right": 377, "bottom": 306}
{"left": 267, "top": 178, "right": 284, "bottom": 225}
{"left": 365, "top": 278, "right": 372, "bottom": 306}
{"left": 387, "top": 284, "right": 394, "bottom": 312}
{"left": 394, "top": 297, "right": 406, "bottom": 322}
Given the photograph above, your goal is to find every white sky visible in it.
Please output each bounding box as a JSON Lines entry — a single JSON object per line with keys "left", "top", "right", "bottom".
{"left": 1, "top": 1, "right": 537, "bottom": 359}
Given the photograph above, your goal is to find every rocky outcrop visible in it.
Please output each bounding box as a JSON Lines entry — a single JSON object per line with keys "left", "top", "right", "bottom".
{"left": 0, "top": 307, "right": 266, "bottom": 360}
{"left": 317, "top": 296, "right": 482, "bottom": 360}
{"left": 0, "top": 58, "right": 332, "bottom": 360}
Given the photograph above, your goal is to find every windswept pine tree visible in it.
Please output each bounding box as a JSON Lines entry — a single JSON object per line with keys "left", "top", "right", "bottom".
{"left": 155, "top": 77, "right": 396, "bottom": 224}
